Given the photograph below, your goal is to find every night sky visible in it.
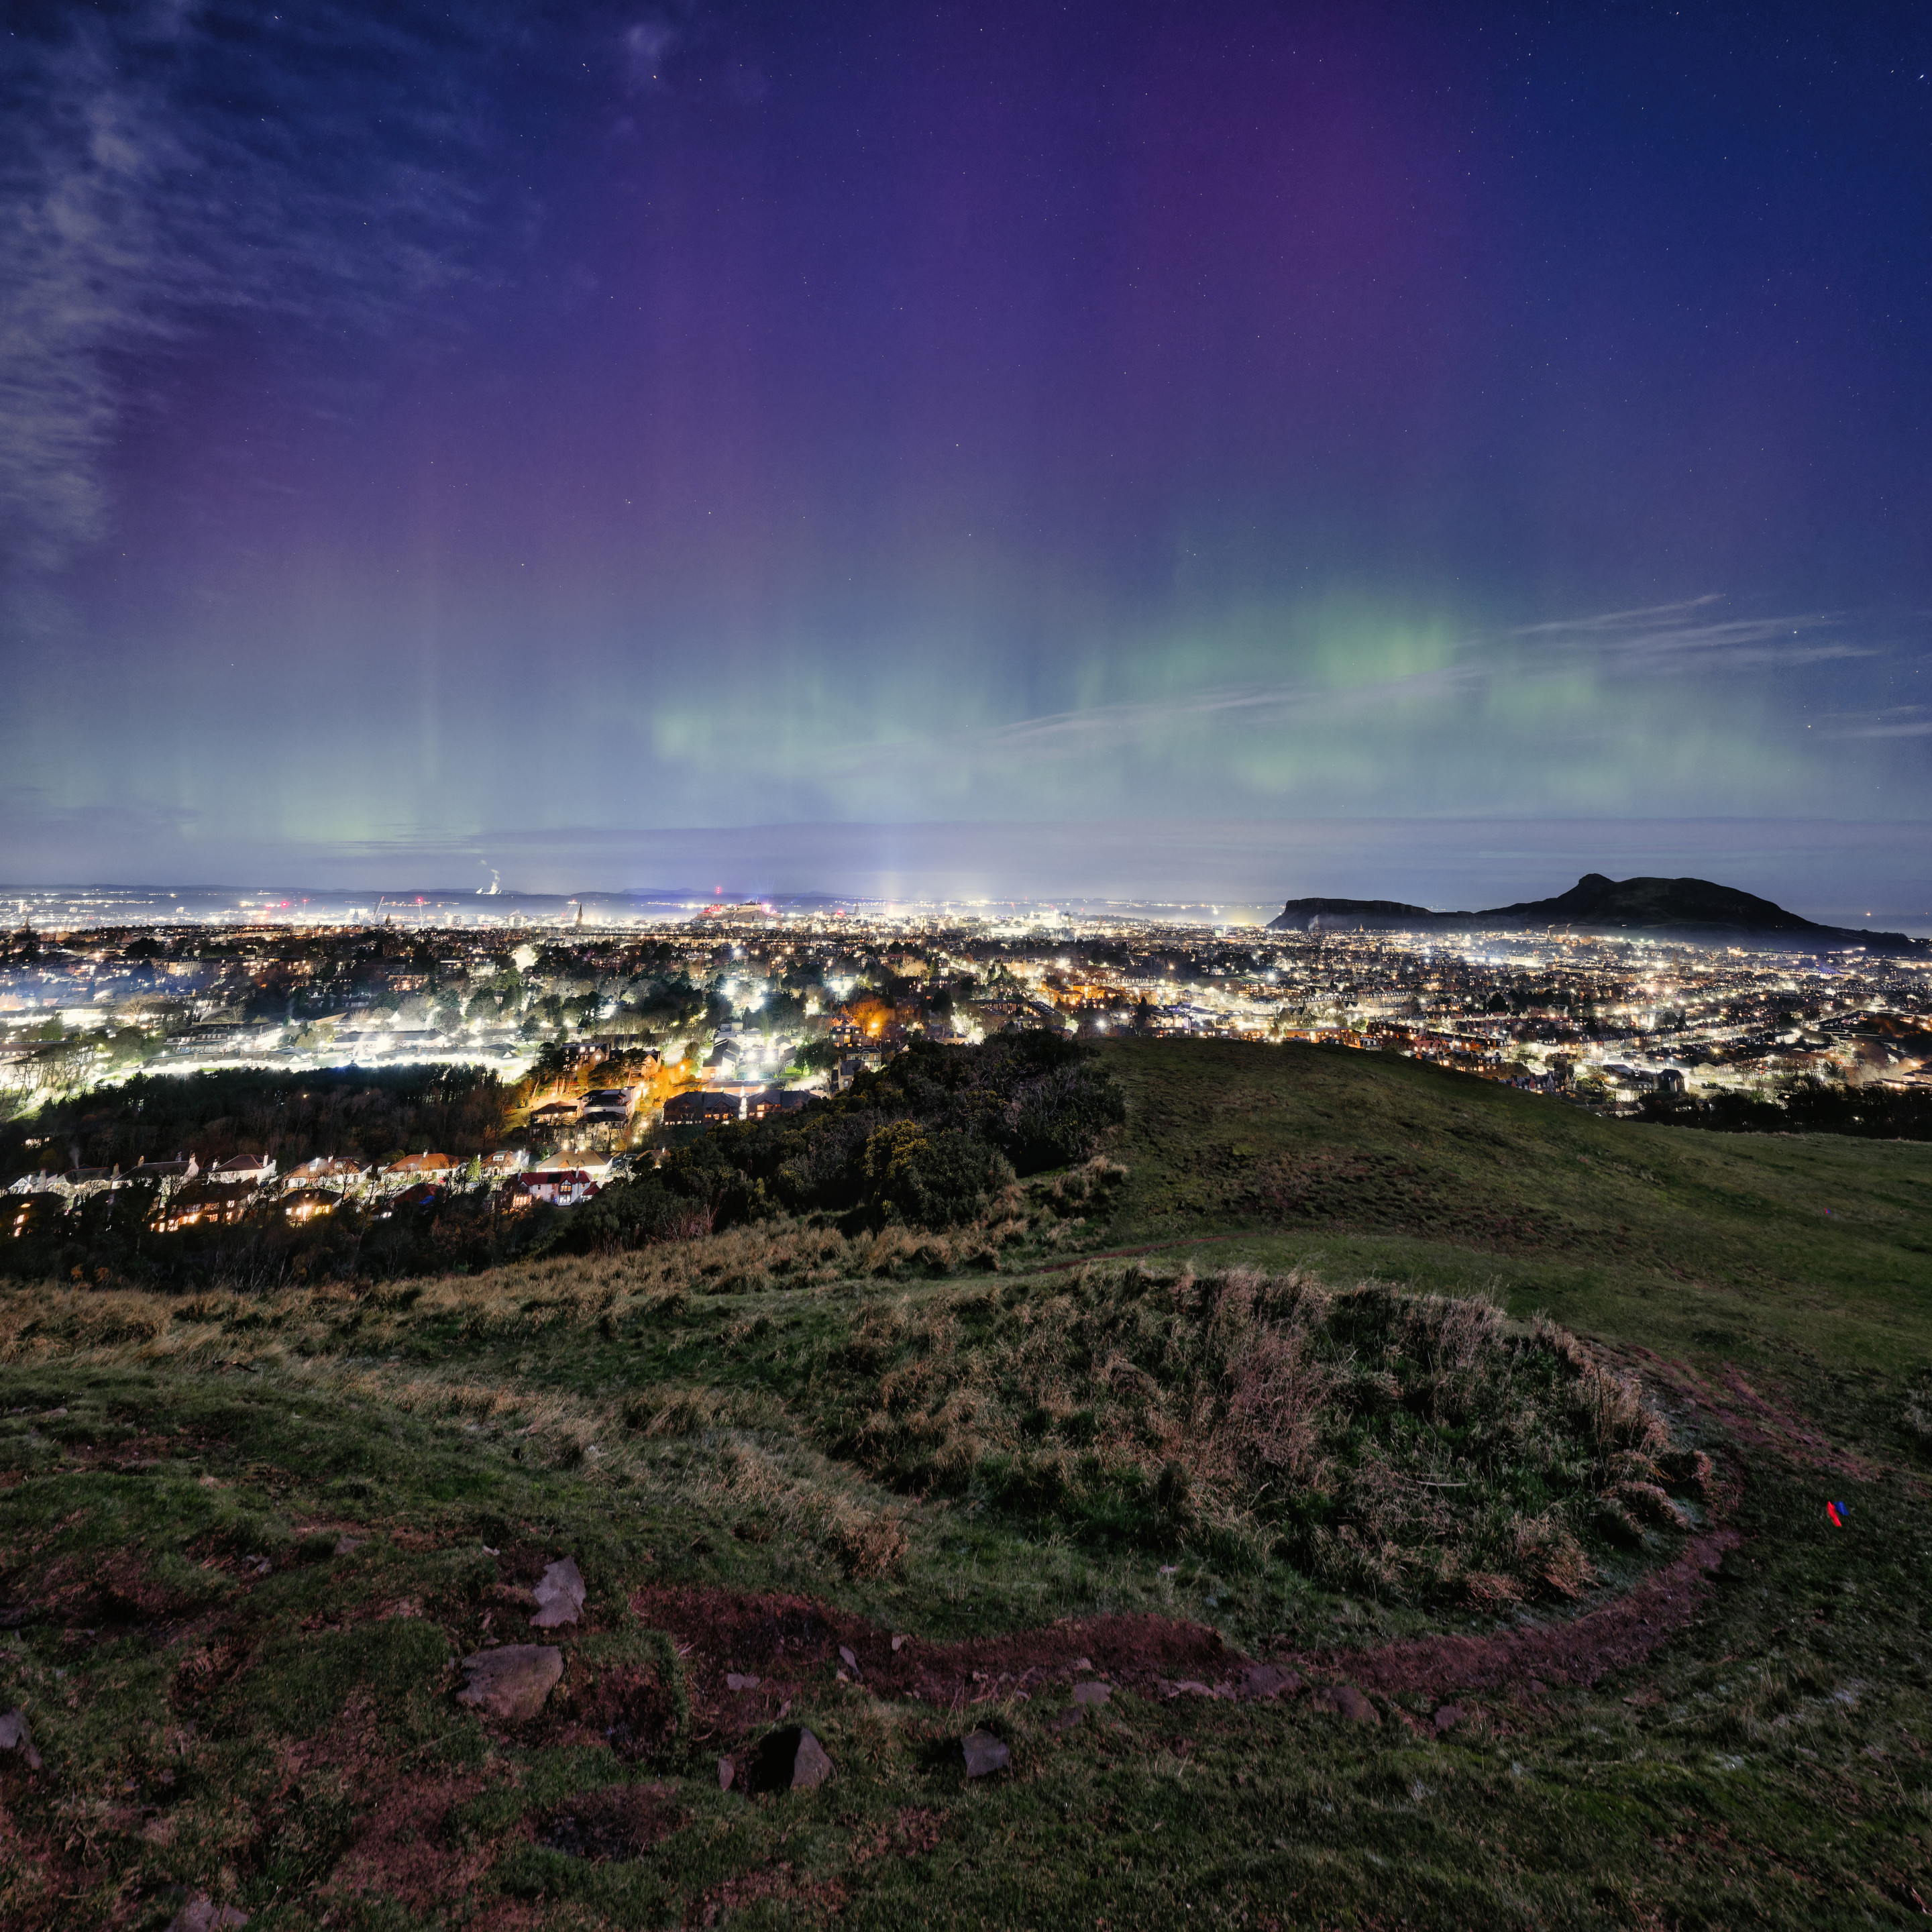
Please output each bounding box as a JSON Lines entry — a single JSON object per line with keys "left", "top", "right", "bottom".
{"left": 3, "top": 2, "right": 1929, "bottom": 918}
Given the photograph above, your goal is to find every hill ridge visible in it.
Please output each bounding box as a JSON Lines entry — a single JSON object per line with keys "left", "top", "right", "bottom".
{"left": 1268, "top": 871, "right": 1925, "bottom": 951}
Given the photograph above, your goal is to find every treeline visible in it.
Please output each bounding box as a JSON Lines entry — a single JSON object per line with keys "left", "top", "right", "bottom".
{"left": 1, "top": 1033, "right": 1125, "bottom": 1290}
{"left": 562, "top": 1029, "right": 1124, "bottom": 1255}
{"left": 1637, "top": 1083, "right": 1932, "bottom": 1140}
{"left": 0, "top": 1067, "right": 517, "bottom": 1187}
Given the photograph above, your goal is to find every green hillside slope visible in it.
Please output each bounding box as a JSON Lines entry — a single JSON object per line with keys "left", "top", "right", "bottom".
{"left": 1086, "top": 1037, "right": 1932, "bottom": 1371}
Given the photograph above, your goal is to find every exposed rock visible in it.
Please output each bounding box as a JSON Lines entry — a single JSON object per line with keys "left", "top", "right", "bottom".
{"left": 1167, "top": 1678, "right": 1221, "bottom": 1699}
{"left": 1315, "top": 1684, "right": 1379, "bottom": 1723}
{"left": 0, "top": 1708, "right": 42, "bottom": 1771}
{"left": 457, "top": 1645, "right": 564, "bottom": 1721}
{"left": 891, "top": 1634, "right": 906, "bottom": 1652}
{"left": 333, "top": 1534, "right": 365, "bottom": 1556}
{"left": 1432, "top": 1703, "right": 1464, "bottom": 1734}
{"left": 747, "top": 1725, "right": 835, "bottom": 1792}
{"left": 1240, "top": 1664, "right": 1301, "bottom": 1699}
{"left": 962, "top": 1729, "right": 1011, "bottom": 1778}
{"left": 164, "top": 1900, "right": 250, "bottom": 1932}
{"left": 718, "top": 1757, "right": 736, "bottom": 1790}
{"left": 531, "top": 1558, "right": 586, "bottom": 1629}
{"left": 726, "top": 1672, "right": 761, "bottom": 1691}
{"left": 1070, "top": 1680, "right": 1111, "bottom": 1707}
{"left": 838, "top": 1644, "right": 859, "bottom": 1673}
{"left": 791, "top": 1729, "right": 835, "bottom": 1789}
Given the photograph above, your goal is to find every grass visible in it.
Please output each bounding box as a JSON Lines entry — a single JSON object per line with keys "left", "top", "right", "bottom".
{"left": 1088, "top": 1036, "right": 1932, "bottom": 1374}
{"left": 1, "top": 1039, "right": 1929, "bottom": 1928}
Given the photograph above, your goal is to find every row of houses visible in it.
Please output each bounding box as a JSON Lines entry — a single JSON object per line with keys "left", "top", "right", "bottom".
{"left": 7, "top": 1148, "right": 534, "bottom": 1200}
{"left": 183, "top": 1152, "right": 616, "bottom": 1228}
{"left": 5, "top": 1142, "right": 628, "bottom": 1236}
{"left": 661, "top": 1083, "right": 814, "bottom": 1128}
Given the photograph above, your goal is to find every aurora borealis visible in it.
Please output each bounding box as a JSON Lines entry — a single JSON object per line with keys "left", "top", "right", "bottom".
{"left": 2, "top": 3, "right": 1929, "bottom": 919}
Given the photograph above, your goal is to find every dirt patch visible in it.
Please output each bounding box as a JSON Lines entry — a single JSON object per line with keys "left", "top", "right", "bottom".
{"left": 1283, "top": 1527, "right": 1739, "bottom": 1699}
{"left": 1608, "top": 1346, "right": 1883, "bottom": 1483}
{"left": 0, "top": 1803, "right": 85, "bottom": 1932}
{"left": 54, "top": 1430, "right": 229, "bottom": 1474}
{"left": 171, "top": 1631, "right": 250, "bottom": 1709}
{"left": 384, "top": 1524, "right": 463, "bottom": 1553}
{"left": 321, "top": 1770, "right": 502, "bottom": 1912}
{"left": 537, "top": 1781, "right": 681, "bottom": 1862}
{"left": 548, "top": 1660, "right": 682, "bottom": 1760}
{"left": 690, "top": 1862, "right": 851, "bottom": 1928}
{"left": 16, "top": 1547, "right": 209, "bottom": 1626}
{"left": 634, "top": 1583, "right": 1244, "bottom": 1736}
{"left": 640, "top": 1509, "right": 1738, "bottom": 1727}
{"left": 297, "top": 1690, "right": 513, "bottom": 1911}
{"left": 849, "top": 1807, "right": 945, "bottom": 1866}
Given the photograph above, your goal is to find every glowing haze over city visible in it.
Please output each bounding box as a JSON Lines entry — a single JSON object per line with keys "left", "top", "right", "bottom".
{"left": 3, "top": 1, "right": 1929, "bottom": 920}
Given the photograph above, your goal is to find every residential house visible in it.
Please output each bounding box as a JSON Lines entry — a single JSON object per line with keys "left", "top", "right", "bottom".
{"left": 529, "top": 1149, "right": 614, "bottom": 1182}
{"left": 512, "top": 1169, "right": 602, "bottom": 1208}
{"left": 282, "top": 1156, "right": 368, "bottom": 1193}
{"left": 380, "top": 1152, "right": 459, "bottom": 1189}
{"left": 54, "top": 1166, "right": 117, "bottom": 1196}
{"left": 745, "top": 1087, "right": 810, "bottom": 1121}
{"left": 209, "top": 1153, "right": 277, "bottom": 1188}
{"left": 663, "top": 1090, "right": 742, "bottom": 1129}
{"left": 578, "top": 1087, "right": 637, "bottom": 1125}
{"left": 155, "top": 1180, "right": 257, "bottom": 1230}
{"left": 130, "top": 1154, "right": 199, "bottom": 1183}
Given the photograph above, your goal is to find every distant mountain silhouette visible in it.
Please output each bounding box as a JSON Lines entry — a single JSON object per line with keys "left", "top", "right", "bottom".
{"left": 1271, "top": 896, "right": 1450, "bottom": 921}
{"left": 1269, "top": 873, "right": 1925, "bottom": 952}
{"left": 1479, "top": 873, "right": 1822, "bottom": 932}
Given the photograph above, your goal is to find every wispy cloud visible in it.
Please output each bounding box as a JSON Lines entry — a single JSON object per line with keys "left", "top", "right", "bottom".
{"left": 822, "top": 595, "right": 1892, "bottom": 781}
{"left": 0, "top": 3, "right": 498, "bottom": 609}
{"left": 1514, "top": 596, "right": 1869, "bottom": 673}
{"left": 1822, "top": 704, "right": 1932, "bottom": 739}
{"left": 934, "top": 663, "right": 1478, "bottom": 765}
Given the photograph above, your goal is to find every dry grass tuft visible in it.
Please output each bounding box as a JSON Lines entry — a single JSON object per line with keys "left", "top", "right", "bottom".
{"left": 713, "top": 1443, "right": 909, "bottom": 1578}
{"left": 802, "top": 1266, "right": 1691, "bottom": 1607}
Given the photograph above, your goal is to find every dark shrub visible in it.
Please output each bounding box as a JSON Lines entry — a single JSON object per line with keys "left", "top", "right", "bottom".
{"left": 861, "top": 1123, "right": 1015, "bottom": 1226}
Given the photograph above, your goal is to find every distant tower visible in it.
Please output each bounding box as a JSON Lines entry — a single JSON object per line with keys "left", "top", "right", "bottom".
{"left": 574, "top": 900, "right": 584, "bottom": 929}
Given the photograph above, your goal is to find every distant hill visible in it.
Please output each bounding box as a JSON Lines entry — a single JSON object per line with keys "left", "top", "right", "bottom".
{"left": 1480, "top": 872, "right": 1822, "bottom": 934}
{"left": 1267, "top": 896, "right": 1456, "bottom": 930}
{"left": 1269, "top": 872, "right": 1925, "bottom": 951}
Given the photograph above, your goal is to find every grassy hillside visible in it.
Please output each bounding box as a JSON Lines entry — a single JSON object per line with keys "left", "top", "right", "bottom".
{"left": 1, "top": 1041, "right": 1929, "bottom": 1929}
{"left": 1091, "top": 1036, "right": 1932, "bottom": 1373}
